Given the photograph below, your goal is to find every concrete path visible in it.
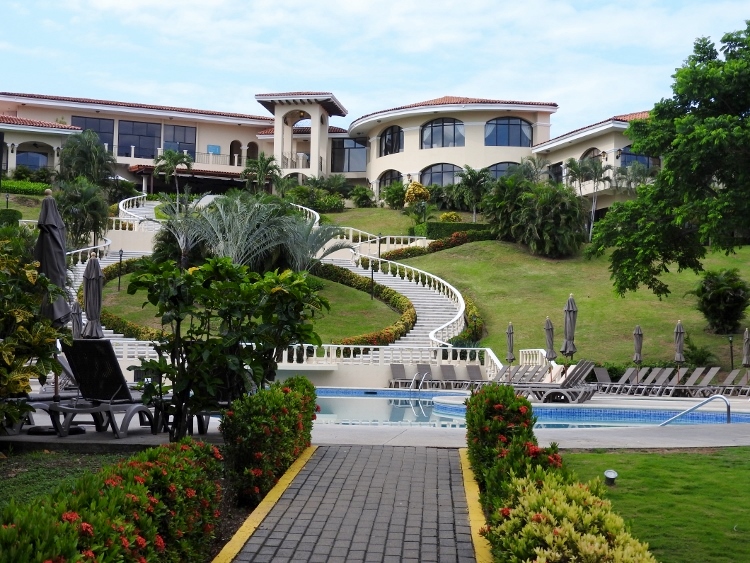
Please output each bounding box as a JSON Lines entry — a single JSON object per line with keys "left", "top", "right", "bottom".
{"left": 232, "top": 445, "right": 475, "bottom": 563}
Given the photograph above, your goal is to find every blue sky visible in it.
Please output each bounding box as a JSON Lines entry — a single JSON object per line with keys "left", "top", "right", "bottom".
{"left": 2, "top": 1, "right": 748, "bottom": 136}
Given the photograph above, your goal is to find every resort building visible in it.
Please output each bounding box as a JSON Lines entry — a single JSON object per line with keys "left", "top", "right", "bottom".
{"left": 0, "top": 90, "right": 654, "bottom": 213}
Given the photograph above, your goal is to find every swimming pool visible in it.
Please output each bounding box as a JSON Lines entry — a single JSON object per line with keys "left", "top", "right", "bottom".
{"left": 314, "top": 388, "right": 750, "bottom": 428}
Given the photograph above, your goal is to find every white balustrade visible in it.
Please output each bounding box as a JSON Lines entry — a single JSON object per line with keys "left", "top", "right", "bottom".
{"left": 518, "top": 348, "right": 550, "bottom": 367}
{"left": 66, "top": 237, "right": 112, "bottom": 265}
{"left": 290, "top": 203, "right": 320, "bottom": 226}
{"left": 119, "top": 194, "right": 147, "bottom": 220}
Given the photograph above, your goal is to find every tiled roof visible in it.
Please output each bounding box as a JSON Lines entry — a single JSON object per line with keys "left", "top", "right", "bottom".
{"left": 353, "top": 95, "right": 558, "bottom": 122}
{"left": 0, "top": 92, "right": 272, "bottom": 122}
{"left": 256, "top": 91, "right": 337, "bottom": 97}
{"left": 257, "top": 126, "right": 348, "bottom": 135}
{"left": 536, "top": 111, "right": 650, "bottom": 147}
{"left": 0, "top": 114, "right": 81, "bottom": 130}
{"left": 254, "top": 92, "right": 348, "bottom": 117}
{"left": 129, "top": 164, "right": 242, "bottom": 178}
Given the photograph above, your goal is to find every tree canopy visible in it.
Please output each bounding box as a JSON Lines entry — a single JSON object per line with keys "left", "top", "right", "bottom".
{"left": 588, "top": 22, "right": 750, "bottom": 297}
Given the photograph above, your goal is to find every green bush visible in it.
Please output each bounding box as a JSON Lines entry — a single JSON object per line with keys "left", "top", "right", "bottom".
{"left": 440, "top": 211, "right": 462, "bottom": 223}
{"left": 686, "top": 268, "right": 750, "bottom": 334}
{"left": 380, "top": 247, "right": 429, "bottom": 260}
{"left": 220, "top": 379, "right": 316, "bottom": 506}
{"left": 0, "top": 209, "right": 22, "bottom": 226}
{"left": 0, "top": 439, "right": 223, "bottom": 563}
{"left": 350, "top": 186, "right": 375, "bottom": 208}
{"left": 0, "top": 179, "right": 49, "bottom": 196}
{"left": 416, "top": 221, "right": 489, "bottom": 239}
{"left": 382, "top": 182, "right": 406, "bottom": 209}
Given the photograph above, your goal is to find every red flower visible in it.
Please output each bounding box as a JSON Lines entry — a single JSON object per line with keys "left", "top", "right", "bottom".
{"left": 61, "top": 512, "right": 80, "bottom": 523}
{"left": 251, "top": 468, "right": 263, "bottom": 477}
{"left": 154, "top": 534, "right": 166, "bottom": 552}
{"left": 134, "top": 475, "right": 145, "bottom": 485}
{"left": 498, "top": 435, "right": 507, "bottom": 443}
{"left": 254, "top": 452, "right": 264, "bottom": 460}
{"left": 312, "top": 414, "right": 317, "bottom": 420}
{"left": 282, "top": 387, "right": 291, "bottom": 394}
{"left": 135, "top": 536, "right": 146, "bottom": 549}
{"left": 519, "top": 405, "right": 528, "bottom": 415}
{"left": 500, "top": 507, "right": 511, "bottom": 518}
{"left": 225, "top": 410, "right": 234, "bottom": 417}
{"left": 180, "top": 444, "right": 190, "bottom": 451}
{"left": 214, "top": 509, "right": 221, "bottom": 518}
{"left": 253, "top": 486, "right": 260, "bottom": 494}
{"left": 120, "top": 536, "right": 130, "bottom": 549}
{"left": 547, "top": 453, "right": 563, "bottom": 468}
{"left": 212, "top": 446, "right": 223, "bottom": 460}
{"left": 315, "top": 404, "right": 321, "bottom": 412}
{"left": 185, "top": 488, "right": 196, "bottom": 498}
{"left": 81, "top": 550, "right": 96, "bottom": 560}
{"left": 531, "top": 512, "right": 545, "bottom": 523}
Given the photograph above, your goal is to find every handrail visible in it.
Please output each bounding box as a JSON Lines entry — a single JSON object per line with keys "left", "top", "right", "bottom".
{"left": 66, "top": 237, "right": 112, "bottom": 265}
{"left": 290, "top": 203, "right": 320, "bottom": 227}
{"left": 659, "top": 394, "right": 731, "bottom": 426}
{"left": 119, "top": 194, "right": 147, "bottom": 220}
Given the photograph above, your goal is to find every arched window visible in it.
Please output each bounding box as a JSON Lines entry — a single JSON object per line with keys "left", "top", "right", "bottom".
{"left": 16, "top": 151, "right": 48, "bottom": 170}
{"left": 485, "top": 118, "right": 532, "bottom": 147}
{"left": 379, "top": 126, "right": 404, "bottom": 157}
{"left": 420, "top": 163, "right": 462, "bottom": 187}
{"left": 421, "top": 118, "right": 465, "bottom": 149}
{"left": 581, "top": 147, "right": 602, "bottom": 160}
{"left": 379, "top": 169, "right": 403, "bottom": 188}
{"left": 246, "top": 142, "right": 259, "bottom": 160}
{"left": 488, "top": 162, "right": 517, "bottom": 179}
{"left": 619, "top": 145, "right": 660, "bottom": 169}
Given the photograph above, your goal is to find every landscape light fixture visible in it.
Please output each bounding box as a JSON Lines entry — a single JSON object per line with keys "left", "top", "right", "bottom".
{"left": 117, "top": 249, "right": 124, "bottom": 291}
{"left": 616, "top": 148, "right": 622, "bottom": 159}
{"left": 10, "top": 143, "right": 14, "bottom": 153}
{"left": 5, "top": 193, "right": 8, "bottom": 209}
{"left": 729, "top": 335, "right": 734, "bottom": 370}
{"left": 604, "top": 469, "right": 618, "bottom": 486}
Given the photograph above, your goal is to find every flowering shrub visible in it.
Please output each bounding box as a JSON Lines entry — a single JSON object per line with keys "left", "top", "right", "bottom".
{"left": 481, "top": 469, "right": 656, "bottom": 562}
{"left": 440, "top": 211, "right": 462, "bottom": 223}
{"left": 380, "top": 247, "right": 429, "bottom": 260}
{"left": 404, "top": 181, "right": 430, "bottom": 204}
{"left": 220, "top": 377, "right": 316, "bottom": 506}
{"left": 0, "top": 439, "right": 223, "bottom": 563}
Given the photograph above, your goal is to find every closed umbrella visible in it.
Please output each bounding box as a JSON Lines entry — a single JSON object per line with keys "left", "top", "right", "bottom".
{"left": 560, "top": 294, "right": 578, "bottom": 360}
{"left": 633, "top": 325, "right": 643, "bottom": 385}
{"left": 81, "top": 253, "right": 104, "bottom": 339}
{"left": 674, "top": 320, "right": 685, "bottom": 365}
{"left": 505, "top": 322, "right": 515, "bottom": 365}
{"left": 742, "top": 328, "right": 750, "bottom": 368}
{"left": 34, "top": 192, "right": 71, "bottom": 328}
{"left": 70, "top": 301, "right": 83, "bottom": 339}
{"left": 544, "top": 316, "right": 557, "bottom": 362}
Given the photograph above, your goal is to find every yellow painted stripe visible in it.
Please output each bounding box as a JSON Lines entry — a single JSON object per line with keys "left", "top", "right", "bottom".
{"left": 459, "top": 448, "right": 493, "bottom": 563}
{"left": 212, "top": 446, "right": 318, "bottom": 563}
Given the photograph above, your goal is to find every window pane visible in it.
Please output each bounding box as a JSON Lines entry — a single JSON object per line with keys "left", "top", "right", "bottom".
{"left": 444, "top": 125, "right": 454, "bottom": 147}
{"left": 164, "top": 125, "right": 174, "bottom": 142}
{"left": 422, "top": 128, "right": 431, "bottom": 149}
{"left": 185, "top": 127, "right": 196, "bottom": 143}
{"left": 119, "top": 121, "right": 133, "bottom": 134}
{"left": 133, "top": 122, "right": 147, "bottom": 136}
{"left": 455, "top": 124, "right": 465, "bottom": 147}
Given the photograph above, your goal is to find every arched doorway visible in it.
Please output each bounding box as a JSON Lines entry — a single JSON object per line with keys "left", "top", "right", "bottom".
{"left": 246, "top": 142, "right": 259, "bottom": 161}
{"left": 229, "top": 140, "right": 243, "bottom": 167}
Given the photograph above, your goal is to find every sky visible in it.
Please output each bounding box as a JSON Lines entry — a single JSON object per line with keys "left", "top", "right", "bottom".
{"left": 2, "top": 1, "right": 749, "bottom": 136}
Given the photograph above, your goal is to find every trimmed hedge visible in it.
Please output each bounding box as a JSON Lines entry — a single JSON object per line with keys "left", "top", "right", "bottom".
{"left": 0, "top": 209, "right": 22, "bottom": 226}
{"left": 465, "top": 384, "right": 656, "bottom": 561}
{"left": 220, "top": 376, "right": 316, "bottom": 506}
{"left": 0, "top": 180, "right": 49, "bottom": 196}
{"left": 0, "top": 439, "right": 224, "bottom": 563}
{"left": 414, "top": 221, "right": 490, "bottom": 239}
{"left": 315, "top": 263, "right": 417, "bottom": 346}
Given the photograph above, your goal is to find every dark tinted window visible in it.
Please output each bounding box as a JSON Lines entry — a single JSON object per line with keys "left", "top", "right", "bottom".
{"left": 620, "top": 145, "right": 660, "bottom": 169}
{"left": 379, "top": 126, "right": 404, "bottom": 156}
{"left": 118, "top": 120, "right": 161, "bottom": 159}
{"left": 331, "top": 138, "right": 367, "bottom": 172}
{"left": 420, "top": 163, "right": 462, "bottom": 186}
{"left": 71, "top": 116, "right": 115, "bottom": 149}
{"left": 488, "top": 162, "right": 517, "bottom": 179}
{"left": 485, "top": 118, "right": 532, "bottom": 147}
{"left": 421, "top": 119, "right": 464, "bottom": 149}
{"left": 164, "top": 125, "right": 197, "bottom": 159}
{"left": 378, "top": 169, "right": 403, "bottom": 188}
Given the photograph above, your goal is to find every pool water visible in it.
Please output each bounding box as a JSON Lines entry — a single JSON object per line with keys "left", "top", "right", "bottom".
{"left": 314, "top": 388, "right": 750, "bottom": 428}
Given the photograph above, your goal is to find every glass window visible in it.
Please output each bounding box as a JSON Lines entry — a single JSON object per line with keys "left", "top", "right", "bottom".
{"left": 549, "top": 162, "right": 563, "bottom": 184}
{"left": 331, "top": 138, "right": 367, "bottom": 172}
{"left": 620, "top": 145, "right": 660, "bottom": 169}
{"left": 378, "top": 169, "right": 403, "bottom": 188}
{"left": 164, "top": 125, "right": 197, "bottom": 159}
{"left": 421, "top": 119, "right": 465, "bottom": 149}
{"left": 118, "top": 120, "right": 161, "bottom": 159}
{"left": 581, "top": 147, "right": 602, "bottom": 160}
{"left": 485, "top": 118, "right": 532, "bottom": 147}
{"left": 379, "top": 126, "right": 404, "bottom": 157}
{"left": 488, "top": 162, "right": 517, "bottom": 179}
{"left": 420, "top": 163, "right": 462, "bottom": 187}
{"left": 16, "top": 151, "right": 48, "bottom": 170}
{"left": 71, "top": 116, "right": 115, "bottom": 150}
{"left": 207, "top": 145, "right": 221, "bottom": 155}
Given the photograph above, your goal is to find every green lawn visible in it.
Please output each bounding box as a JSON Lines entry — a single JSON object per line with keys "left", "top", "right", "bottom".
{"left": 4, "top": 194, "right": 44, "bottom": 220}
{"left": 103, "top": 273, "right": 400, "bottom": 343}
{"left": 565, "top": 448, "right": 750, "bottom": 563}
{"left": 400, "top": 241, "right": 750, "bottom": 369}
{"left": 324, "top": 207, "right": 481, "bottom": 236}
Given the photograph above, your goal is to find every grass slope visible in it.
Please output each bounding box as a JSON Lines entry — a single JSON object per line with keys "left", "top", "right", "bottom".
{"left": 565, "top": 448, "right": 750, "bottom": 563}
{"left": 324, "top": 207, "right": 480, "bottom": 235}
{"left": 402, "top": 240, "right": 750, "bottom": 368}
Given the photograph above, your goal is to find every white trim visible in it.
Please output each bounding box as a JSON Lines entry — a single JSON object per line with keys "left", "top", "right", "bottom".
{"left": 533, "top": 120, "right": 628, "bottom": 153}
{"left": 0, "top": 123, "right": 80, "bottom": 135}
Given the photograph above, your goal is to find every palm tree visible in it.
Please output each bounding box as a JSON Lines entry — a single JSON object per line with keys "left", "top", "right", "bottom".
{"left": 613, "top": 161, "right": 654, "bottom": 195}
{"left": 563, "top": 158, "right": 587, "bottom": 196}
{"left": 284, "top": 216, "right": 353, "bottom": 272}
{"left": 273, "top": 176, "right": 299, "bottom": 199}
{"left": 54, "top": 177, "right": 109, "bottom": 248}
{"left": 58, "top": 130, "right": 116, "bottom": 184}
{"left": 241, "top": 152, "right": 281, "bottom": 194}
{"left": 584, "top": 158, "right": 613, "bottom": 242}
{"left": 153, "top": 149, "right": 193, "bottom": 212}
{"left": 455, "top": 165, "right": 492, "bottom": 223}
{"left": 514, "top": 156, "right": 551, "bottom": 183}
{"left": 156, "top": 191, "right": 204, "bottom": 270}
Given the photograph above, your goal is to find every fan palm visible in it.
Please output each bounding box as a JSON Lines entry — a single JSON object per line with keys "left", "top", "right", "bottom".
{"left": 284, "top": 217, "right": 353, "bottom": 272}
{"left": 153, "top": 149, "right": 193, "bottom": 212}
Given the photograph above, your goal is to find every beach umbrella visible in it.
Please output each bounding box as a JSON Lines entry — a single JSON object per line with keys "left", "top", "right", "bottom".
{"left": 560, "top": 294, "right": 578, "bottom": 360}
{"left": 742, "top": 328, "right": 750, "bottom": 368}
{"left": 544, "top": 316, "right": 557, "bottom": 362}
{"left": 633, "top": 325, "right": 643, "bottom": 365}
{"left": 674, "top": 320, "right": 685, "bottom": 365}
{"left": 70, "top": 301, "right": 83, "bottom": 339}
{"left": 505, "top": 322, "right": 515, "bottom": 365}
{"left": 81, "top": 253, "right": 104, "bottom": 339}
{"left": 33, "top": 191, "right": 71, "bottom": 328}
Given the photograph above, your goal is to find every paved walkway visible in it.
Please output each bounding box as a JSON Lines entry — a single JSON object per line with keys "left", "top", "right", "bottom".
{"left": 232, "top": 445, "right": 475, "bottom": 563}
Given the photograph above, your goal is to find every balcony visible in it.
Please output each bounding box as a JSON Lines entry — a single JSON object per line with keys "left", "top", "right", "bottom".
{"left": 282, "top": 152, "right": 311, "bottom": 170}
{"left": 107, "top": 145, "right": 251, "bottom": 174}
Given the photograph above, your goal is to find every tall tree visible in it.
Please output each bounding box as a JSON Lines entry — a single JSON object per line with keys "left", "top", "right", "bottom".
{"left": 588, "top": 23, "right": 750, "bottom": 297}
{"left": 455, "top": 165, "right": 492, "bottom": 223}
{"left": 284, "top": 216, "right": 353, "bottom": 273}
{"left": 54, "top": 177, "right": 109, "bottom": 248}
{"left": 584, "top": 157, "right": 613, "bottom": 242}
{"left": 58, "top": 130, "right": 116, "bottom": 184}
{"left": 241, "top": 152, "right": 281, "bottom": 194}
{"left": 153, "top": 149, "right": 193, "bottom": 212}
{"left": 612, "top": 161, "right": 653, "bottom": 195}
{"left": 513, "top": 156, "right": 551, "bottom": 184}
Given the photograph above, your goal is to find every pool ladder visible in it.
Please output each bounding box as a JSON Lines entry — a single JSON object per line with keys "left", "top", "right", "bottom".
{"left": 659, "top": 394, "right": 731, "bottom": 426}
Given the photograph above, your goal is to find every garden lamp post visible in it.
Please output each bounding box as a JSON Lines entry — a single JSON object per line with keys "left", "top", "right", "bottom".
{"left": 5, "top": 193, "right": 8, "bottom": 209}
{"left": 117, "top": 249, "right": 124, "bottom": 291}
{"left": 729, "top": 335, "right": 734, "bottom": 370}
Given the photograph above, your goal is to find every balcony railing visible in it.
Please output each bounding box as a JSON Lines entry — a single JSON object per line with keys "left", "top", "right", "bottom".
{"left": 282, "top": 152, "right": 311, "bottom": 169}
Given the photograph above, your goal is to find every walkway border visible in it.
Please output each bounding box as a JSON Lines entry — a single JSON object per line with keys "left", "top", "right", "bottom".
{"left": 212, "top": 446, "right": 318, "bottom": 563}
{"left": 459, "top": 448, "right": 493, "bottom": 563}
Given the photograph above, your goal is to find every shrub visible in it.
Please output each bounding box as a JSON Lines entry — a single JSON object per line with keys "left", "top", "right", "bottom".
{"left": 0, "top": 179, "right": 49, "bottom": 196}
{"left": 421, "top": 221, "right": 490, "bottom": 239}
{"left": 350, "top": 186, "right": 375, "bottom": 208}
{"left": 109, "top": 202, "right": 120, "bottom": 217}
{"left": 220, "top": 379, "right": 316, "bottom": 506}
{"left": 404, "top": 181, "right": 430, "bottom": 204}
{"left": 440, "top": 211, "right": 462, "bottom": 223}
{"left": 482, "top": 469, "right": 656, "bottom": 562}
{"left": 0, "top": 439, "right": 223, "bottom": 563}
{"left": 380, "top": 247, "right": 429, "bottom": 260}
{"left": 382, "top": 181, "right": 406, "bottom": 209}
{"left": 0, "top": 209, "right": 22, "bottom": 226}
{"left": 686, "top": 268, "right": 750, "bottom": 334}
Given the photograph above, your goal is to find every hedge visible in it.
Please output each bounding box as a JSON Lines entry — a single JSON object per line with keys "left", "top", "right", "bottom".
{"left": 0, "top": 180, "right": 50, "bottom": 196}
{"left": 315, "top": 263, "right": 417, "bottom": 346}
{"left": 465, "top": 384, "right": 656, "bottom": 561}
{"left": 0, "top": 439, "right": 223, "bottom": 563}
{"left": 413, "top": 221, "right": 490, "bottom": 239}
{"left": 0, "top": 209, "right": 22, "bottom": 226}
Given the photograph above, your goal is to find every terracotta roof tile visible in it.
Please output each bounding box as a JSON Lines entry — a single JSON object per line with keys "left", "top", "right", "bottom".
{"left": 353, "top": 95, "right": 558, "bottom": 123}
{"left": 535, "top": 111, "right": 650, "bottom": 147}
{"left": 0, "top": 92, "right": 272, "bottom": 122}
{"left": 0, "top": 114, "right": 81, "bottom": 130}
{"left": 255, "top": 91, "right": 336, "bottom": 97}
{"left": 257, "top": 125, "right": 348, "bottom": 135}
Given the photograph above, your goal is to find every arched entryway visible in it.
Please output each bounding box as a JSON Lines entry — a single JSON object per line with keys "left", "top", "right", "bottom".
{"left": 229, "top": 140, "right": 243, "bottom": 167}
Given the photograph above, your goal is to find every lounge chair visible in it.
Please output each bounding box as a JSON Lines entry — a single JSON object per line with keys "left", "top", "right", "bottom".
{"left": 438, "top": 364, "right": 470, "bottom": 390}
{"left": 616, "top": 367, "right": 656, "bottom": 395}
{"left": 688, "top": 367, "right": 721, "bottom": 397}
{"left": 515, "top": 360, "right": 596, "bottom": 403}
{"left": 49, "top": 340, "right": 157, "bottom": 438}
{"left": 634, "top": 368, "right": 674, "bottom": 396}
{"left": 721, "top": 370, "right": 749, "bottom": 396}
{"left": 624, "top": 368, "right": 662, "bottom": 396}
{"left": 655, "top": 367, "right": 689, "bottom": 397}
{"left": 465, "top": 364, "right": 485, "bottom": 389}
{"left": 389, "top": 364, "right": 417, "bottom": 389}
{"left": 598, "top": 367, "right": 635, "bottom": 393}
{"left": 416, "top": 364, "right": 441, "bottom": 389}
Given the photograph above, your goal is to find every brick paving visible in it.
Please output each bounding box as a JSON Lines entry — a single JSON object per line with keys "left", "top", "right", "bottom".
{"left": 233, "top": 445, "right": 475, "bottom": 563}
